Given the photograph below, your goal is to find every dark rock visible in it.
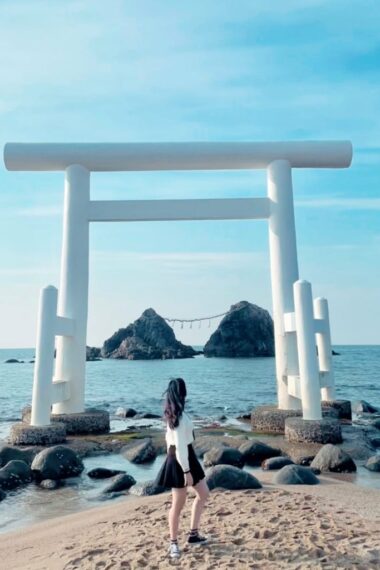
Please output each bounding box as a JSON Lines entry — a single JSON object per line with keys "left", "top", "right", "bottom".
{"left": 0, "top": 489, "right": 6, "bottom": 501}
{"left": 203, "top": 301, "right": 274, "bottom": 358}
{"left": 353, "top": 400, "right": 379, "bottom": 414}
{"left": 321, "top": 400, "right": 352, "bottom": 420}
{"left": 217, "top": 415, "right": 227, "bottom": 421}
{"left": 237, "top": 413, "right": 251, "bottom": 420}
{"left": 87, "top": 468, "right": 125, "bottom": 479}
{"left": 31, "top": 445, "right": 84, "bottom": 481}
{"left": 102, "top": 308, "right": 200, "bottom": 360}
{"left": 273, "top": 465, "right": 319, "bottom": 485}
{"left": 123, "top": 438, "right": 157, "bottom": 463}
{"left": 262, "top": 457, "right": 294, "bottom": 471}
{"left": 365, "top": 456, "right": 380, "bottom": 472}
{"left": 86, "top": 346, "right": 102, "bottom": 361}
{"left": 115, "top": 407, "right": 138, "bottom": 418}
{"left": 239, "top": 441, "right": 281, "bottom": 466}
{"left": 295, "top": 455, "right": 315, "bottom": 467}
{"left": 310, "top": 444, "right": 356, "bottom": 473}
{"left": 0, "top": 445, "right": 37, "bottom": 467}
{"left": 129, "top": 480, "right": 167, "bottom": 496}
{"left": 206, "top": 465, "right": 262, "bottom": 491}
{"left": 203, "top": 447, "right": 245, "bottom": 468}
{"left": 193, "top": 436, "right": 232, "bottom": 458}
{"left": 0, "top": 460, "right": 33, "bottom": 490}
{"left": 39, "top": 479, "right": 62, "bottom": 490}
{"left": 332, "top": 350, "right": 340, "bottom": 356}
{"left": 369, "top": 437, "right": 380, "bottom": 448}
{"left": 133, "top": 412, "right": 161, "bottom": 419}
{"left": 103, "top": 473, "right": 136, "bottom": 493}
{"left": 4, "top": 359, "right": 23, "bottom": 363}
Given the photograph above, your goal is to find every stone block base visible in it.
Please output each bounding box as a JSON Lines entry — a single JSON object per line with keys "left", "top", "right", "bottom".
{"left": 51, "top": 410, "right": 110, "bottom": 435}
{"left": 9, "top": 422, "right": 66, "bottom": 445}
{"left": 21, "top": 407, "right": 110, "bottom": 435}
{"left": 285, "top": 417, "right": 342, "bottom": 444}
{"left": 251, "top": 405, "right": 302, "bottom": 434}
{"left": 322, "top": 400, "right": 352, "bottom": 421}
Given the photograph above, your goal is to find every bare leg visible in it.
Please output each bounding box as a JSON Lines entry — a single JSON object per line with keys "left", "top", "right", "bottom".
{"left": 190, "top": 478, "right": 210, "bottom": 532}
{"left": 169, "top": 487, "right": 187, "bottom": 540}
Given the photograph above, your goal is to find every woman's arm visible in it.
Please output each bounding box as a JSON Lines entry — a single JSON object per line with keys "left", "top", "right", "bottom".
{"left": 172, "top": 421, "right": 190, "bottom": 472}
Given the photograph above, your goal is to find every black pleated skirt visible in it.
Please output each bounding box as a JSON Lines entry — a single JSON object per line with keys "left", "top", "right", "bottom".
{"left": 155, "top": 444, "right": 205, "bottom": 489}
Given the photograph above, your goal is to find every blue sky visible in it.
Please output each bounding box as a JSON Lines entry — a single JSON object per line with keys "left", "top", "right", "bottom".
{"left": 0, "top": 0, "right": 379, "bottom": 347}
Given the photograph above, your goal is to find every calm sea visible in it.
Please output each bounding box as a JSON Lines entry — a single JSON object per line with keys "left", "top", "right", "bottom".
{"left": 0, "top": 345, "right": 379, "bottom": 439}
{"left": 0, "top": 345, "right": 379, "bottom": 533}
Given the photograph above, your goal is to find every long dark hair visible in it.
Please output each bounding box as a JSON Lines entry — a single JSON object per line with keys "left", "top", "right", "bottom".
{"left": 163, "top": 378, "right": 187, "bottom": 429}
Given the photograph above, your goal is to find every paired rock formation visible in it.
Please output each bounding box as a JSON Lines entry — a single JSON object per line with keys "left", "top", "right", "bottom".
{"left": 102, "top": 308, "right": 200, "bottom": 360}
{"left": 204, "top": 301, "right": 274, "bottom": 357}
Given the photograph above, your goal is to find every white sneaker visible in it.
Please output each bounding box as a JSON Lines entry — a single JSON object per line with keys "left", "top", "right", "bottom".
{"left": 169, "top": 542, "right": 181, "bottom": 559}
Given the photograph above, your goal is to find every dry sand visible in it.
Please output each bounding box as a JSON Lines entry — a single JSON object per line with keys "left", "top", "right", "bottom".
{"left": 0, "top": 474, "right": 379, "bottom": 570}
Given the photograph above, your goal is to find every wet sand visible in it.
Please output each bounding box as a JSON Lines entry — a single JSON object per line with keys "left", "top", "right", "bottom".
{"left": 0, "top": 473, "right": 379, "bottom": 569}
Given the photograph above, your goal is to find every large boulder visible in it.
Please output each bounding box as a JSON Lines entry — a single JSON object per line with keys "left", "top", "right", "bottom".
{"left": 123, "top": 439, "right": 157, "bottom": 464}
{"left": 31, "top": 446, "right": 84, "bottom": 481}
{"left": 203, "top": 447, "right": 245, "bottom": 468}
{"left": 273, "top": 465, "right": 319, "bottom": 485}
{"left": 129, "top": 480, "right": 167, "bottom": 496}
{"left": 0, "top": 489, "right": 6, "bottom": 501}
{"left": 239, "top": 441, "right": 281, "bottom": 466}
{"left": 262, "top": 457, "right": 294, "bottom": 471}
{"left": 102, "top": 308, "right": 200, "bottom": 360}
{"left": 310, "top": 444, "right": 356, "bottom": 473}
{"left": 206, "top": 465, "right": 262, "bottom": 491}
{"left": 0, "top": 460, "right": 33, "bottom": 490}
{"left": 365, "top": 456, "right": 380, "bottom": 472}
{"left": 203, "top": 301, "right": 274, "bottom": 357}
{"left": 0, "top": 445, "right": 38, "bottom": 467}
{"left": 103, "top": 473, "right": 136, "bottom": 493}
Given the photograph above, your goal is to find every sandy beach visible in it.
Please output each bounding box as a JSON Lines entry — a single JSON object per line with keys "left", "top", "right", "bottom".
{"left": 1, "top": 472, "right": 379, "bottom": 570}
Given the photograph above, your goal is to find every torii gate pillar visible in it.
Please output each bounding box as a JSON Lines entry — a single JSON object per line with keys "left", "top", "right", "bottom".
{"left": 53, "top": 165, "right": 90, "bottom": 414}
{"left": 267, "top": 159, "right": 302, "bottom": 411}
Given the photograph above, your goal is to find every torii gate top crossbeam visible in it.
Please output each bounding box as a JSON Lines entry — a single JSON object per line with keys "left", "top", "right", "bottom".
{"left": 4, "top": 141, "right": 352, "bottom": 172}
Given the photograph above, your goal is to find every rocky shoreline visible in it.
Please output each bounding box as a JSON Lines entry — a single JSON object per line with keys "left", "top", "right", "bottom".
{"left": 1, "top": 399, "right": 379, "bottom": 510}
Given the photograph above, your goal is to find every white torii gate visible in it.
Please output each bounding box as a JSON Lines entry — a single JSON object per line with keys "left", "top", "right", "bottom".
{"left": 4, "top": 141, "right": 352, "bottom": 427}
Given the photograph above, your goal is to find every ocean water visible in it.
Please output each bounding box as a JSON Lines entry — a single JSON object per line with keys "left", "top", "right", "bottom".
{"left": 0, "top": 345, "right": 379, "bottom": 533}
{"left": 0, "top": 346, "right": 379, "bottom": 439}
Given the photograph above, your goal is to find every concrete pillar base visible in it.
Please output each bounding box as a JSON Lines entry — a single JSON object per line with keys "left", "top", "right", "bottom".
{"left": 285, "top": 417, "right": 342, "bottom": 444}
{"left": 51, "top": 410, "right": 110, "bottom": 435}
{"left": 9, "top": 422, "right": 66, "bottom": 445}
{"left": 21, "top": 407, "right": 110, "bottom": 435}
{"left": 251, "top": 405, "right": 302, "bottom": 434}
{"left": 321, "top": 400, "right": 352, "bottom": 421}
{"left": 21, "top": 406, "right": 110, "bottom": 435}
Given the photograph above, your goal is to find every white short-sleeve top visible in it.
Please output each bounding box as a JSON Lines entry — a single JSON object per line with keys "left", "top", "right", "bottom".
{"left": 165, "top": 411, "right": 194, "bottom": 472}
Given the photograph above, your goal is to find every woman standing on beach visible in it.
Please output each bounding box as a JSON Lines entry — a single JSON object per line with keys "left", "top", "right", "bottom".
{"left": 155, "top": 378, "right": 210, "bottom": 559}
